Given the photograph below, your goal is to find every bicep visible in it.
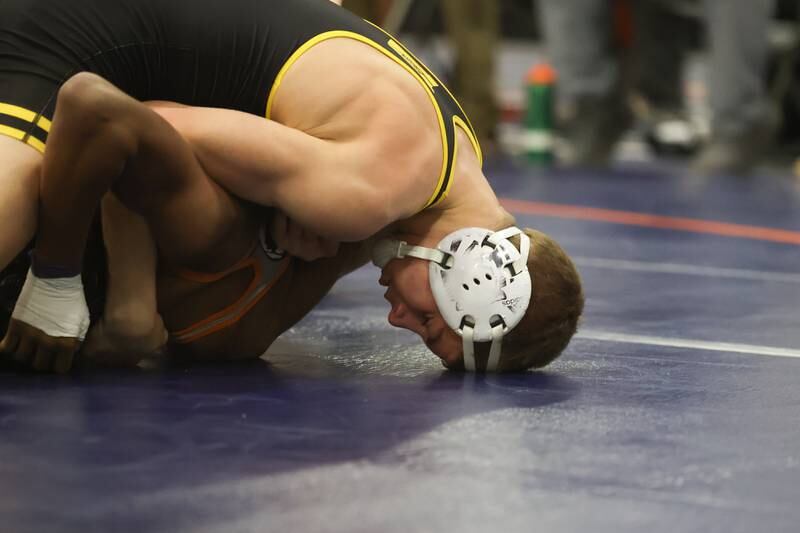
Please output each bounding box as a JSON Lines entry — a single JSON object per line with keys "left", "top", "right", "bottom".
{"left": 153, "top": 106, "right": 326, "bottom": 200}
{"left": 153, "top": 106, "right": 392, "bottom": 241}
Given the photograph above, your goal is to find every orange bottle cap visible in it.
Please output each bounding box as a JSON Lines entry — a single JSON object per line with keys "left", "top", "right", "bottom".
{"left": 527, "top": 63, "right": 556, "bottom": 85}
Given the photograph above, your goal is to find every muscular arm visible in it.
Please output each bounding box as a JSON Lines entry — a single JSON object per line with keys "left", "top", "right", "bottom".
{"left": 78, "top": 194, "right": 167, "bottom": 368}
{"left": 153, "top": 107, "right": 417, "bottom": 242}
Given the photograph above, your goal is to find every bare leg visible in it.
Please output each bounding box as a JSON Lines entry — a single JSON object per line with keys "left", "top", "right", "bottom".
{"left": 441, "top": 0, "right": 499, "bottom": 146}
{"left": 703, "top": 0, "right": 775, "bottom": 138}
{"left": 692, "top": 0, "right": 777, "bottom": 174}
{"left": 537, "top": 0, "right": 631, "bottom": 165}
{"left": 538, "top": 0, "right": 616, "bottom": 101}
{"left": 0, "top": 137, "right": 40, "bottom": 269}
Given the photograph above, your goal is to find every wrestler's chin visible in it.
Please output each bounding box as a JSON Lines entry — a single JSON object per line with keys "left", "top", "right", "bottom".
{"left": 427, "top": 339, "right": 463, "bottom": 370}
{"left": 438, "top": 355, "right": 465, "bottom": 371}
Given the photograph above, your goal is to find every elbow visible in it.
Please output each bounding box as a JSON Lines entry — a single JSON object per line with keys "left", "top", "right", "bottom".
{"left": 332, "top": 214, "right": 386, "bottom": 243}
{"left": 310, "top": 184, "right": 392, "bottom": 243}
{"left": 342, "top": 185, "right": 395, "bottom": 242}
{"left": 56, "top": 73, "right": 139, "bottom": 155}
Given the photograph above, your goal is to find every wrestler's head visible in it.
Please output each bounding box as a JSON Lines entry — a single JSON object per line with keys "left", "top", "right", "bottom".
{"left": 379, "top": 256, "right": 464, "bottom": 367}
{"left": 376, "top": 228, "right": 584, "bottom": 371}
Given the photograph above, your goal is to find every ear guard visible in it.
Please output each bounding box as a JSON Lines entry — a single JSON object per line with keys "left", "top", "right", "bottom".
{"left": 372, "top": 227, "right": 532, "bottom": 371}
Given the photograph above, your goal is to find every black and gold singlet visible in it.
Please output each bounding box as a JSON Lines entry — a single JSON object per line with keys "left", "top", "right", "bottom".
{"left": 0, "top": 0, "right": 480, "bottom": 209}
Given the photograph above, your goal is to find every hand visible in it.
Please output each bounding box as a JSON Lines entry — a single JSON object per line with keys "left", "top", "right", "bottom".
{"left": 79, "top": 315, "right": 167, "bottom": 368}
{"left": 0, "top": 318, "right": 81, "bottom": 373}
{"left": 270, "top": 210, "right": 339, "bottom": 261}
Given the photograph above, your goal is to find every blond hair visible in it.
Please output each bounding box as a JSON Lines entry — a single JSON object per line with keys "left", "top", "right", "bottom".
{"left": 494, "top": 228, "right": 584, "bottom": 371}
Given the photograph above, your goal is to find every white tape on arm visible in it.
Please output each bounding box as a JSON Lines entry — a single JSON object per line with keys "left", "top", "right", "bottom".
{"left": 11, "top": 269, "right": 90, "bottom": 340}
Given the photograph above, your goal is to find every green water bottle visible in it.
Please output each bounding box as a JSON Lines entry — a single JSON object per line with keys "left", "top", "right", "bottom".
{"left": 523, "top": 63, "right": 556, "bottom": 165}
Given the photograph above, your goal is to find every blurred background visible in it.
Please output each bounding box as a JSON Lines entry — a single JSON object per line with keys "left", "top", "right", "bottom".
{"left": 338, "top": 0, "right": 800, "bottom": 178}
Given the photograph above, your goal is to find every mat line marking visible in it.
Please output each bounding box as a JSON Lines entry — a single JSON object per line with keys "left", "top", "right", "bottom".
{"left": 500, "top": 198, "right": 800, "bottom": 245}
{"left": 573, "top": 256, "right": 800, "bottom": 284}
{"left": 577, "top": 330, "right": 800, "bottom": 359}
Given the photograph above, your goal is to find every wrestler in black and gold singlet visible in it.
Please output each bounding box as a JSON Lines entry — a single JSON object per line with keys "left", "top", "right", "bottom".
{"left": 0, "top": 0, "right": 480, "bottom": 209}
{"left": 0, "top": 0, "right": 484, "bottom": 340}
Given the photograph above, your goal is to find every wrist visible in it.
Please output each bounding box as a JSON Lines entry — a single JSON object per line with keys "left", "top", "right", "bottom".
{"left": 11, "top": 268, "right": 90, "bottom": 340}
{"left": 29, "top": 251, "right": 81, "bottom": 279}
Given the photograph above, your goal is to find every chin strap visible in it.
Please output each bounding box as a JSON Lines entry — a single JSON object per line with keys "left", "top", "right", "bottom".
{"left": 461, "top": 325, "right": 476, "bottom": 372}
{"left": 387, "top": 241, "right": 453, "bottom": 268}
{"left": 487, "top": 323, "right": 505, "bottom": 371}
{"left": 461, "top": 322, "right": 506, "bottom": 372}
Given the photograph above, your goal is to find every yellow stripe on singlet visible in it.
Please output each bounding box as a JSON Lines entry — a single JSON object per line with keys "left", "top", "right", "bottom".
{"left": 36, "top": 115, "right": 51, "bottom": 133}
{"left": 430, "top": 116, "right": 484, "bottom": 205}
{"left": 0, "top": 124, "right": 25, "bottom": 141}
{"left": 0, "top": 103, "right": 36, "bottom": 123}
{"left": 24, "top": 134, "right": 45, "bottom": 153}
{"left": 0, "top": 103, "right": 51, "bottom": 132}
{"left": 265, "top": 30, "right": 449, "bottom": 211}
{"left": 0, "top": 124, "right": 45, "bottom": 154}
{"left": 365, "top": 22, "right": 483, "bottom": 167}
{"left": 386, "top": 39, "right": 438, "bottom": 89}
{"left": 0, "top": 103, "right": 50, "bottom": 153}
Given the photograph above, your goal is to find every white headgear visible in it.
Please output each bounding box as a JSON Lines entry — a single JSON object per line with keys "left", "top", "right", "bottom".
{"left": 372, "top": 227, "right": 532, "bottom": 372}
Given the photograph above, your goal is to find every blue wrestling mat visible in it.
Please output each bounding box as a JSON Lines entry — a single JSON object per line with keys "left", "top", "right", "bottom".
{"left": 2, "top": 158, "right": 800, "bottom": 532}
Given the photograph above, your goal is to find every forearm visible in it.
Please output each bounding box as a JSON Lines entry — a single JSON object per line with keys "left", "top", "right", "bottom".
{"left": 77, "top": 196, "right": 167, "bottom": 367}
{"left": 35, "top": 75, "right": 135, "bottom": 274}
{"left": 100, "top": 194, "right": 161, "bottom": 336}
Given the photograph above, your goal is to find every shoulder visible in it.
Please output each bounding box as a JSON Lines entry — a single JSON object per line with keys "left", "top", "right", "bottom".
{"left": 353, "top": 93, "right": 445, "bottom": 218}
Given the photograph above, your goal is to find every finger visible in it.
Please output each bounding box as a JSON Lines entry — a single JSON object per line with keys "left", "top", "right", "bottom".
{"left": 53, "top": 344, "right": 78, "bottom": 374}
{"left": 292, "top": 241, "right": 315, "bottom": 261}
{"left": 297, "top": 242, "right": 322, "bottom": 262}
{"left": 312, "top": 234, "right": 339, "bottom": 259}
{"left": 302, "top": 227, "right": 331, "bottom": 261}
{"left": 302, "top": 231, "right": 328, "bottom": 260}
{"left": 76, "top": 329, "right": 111, "bottom": 367}
{"left": 0, "top": 329, "right": 20, "bottom": 356}
{"left": 32, "top": 346, "right": 56, "bottom": 372}
{"left": 286, "top": 217, "right": 306, "bottom": 251}
{"left": 304, "top": 228, "right": 338, "bottom": 259}
{"left": 13, "top": 334, "right": 36, "bottom": 365}
{"left": 283, "top": 225, "right": 310, "bottom": 260}
{"left": 79, "top": 324, "right": 102, "bottom": 358}
{"left": 271, "top": 211, "right": 289, "bottom": 250}
{"left": 319, "top": 237, "right": 340, "bottom": 258}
